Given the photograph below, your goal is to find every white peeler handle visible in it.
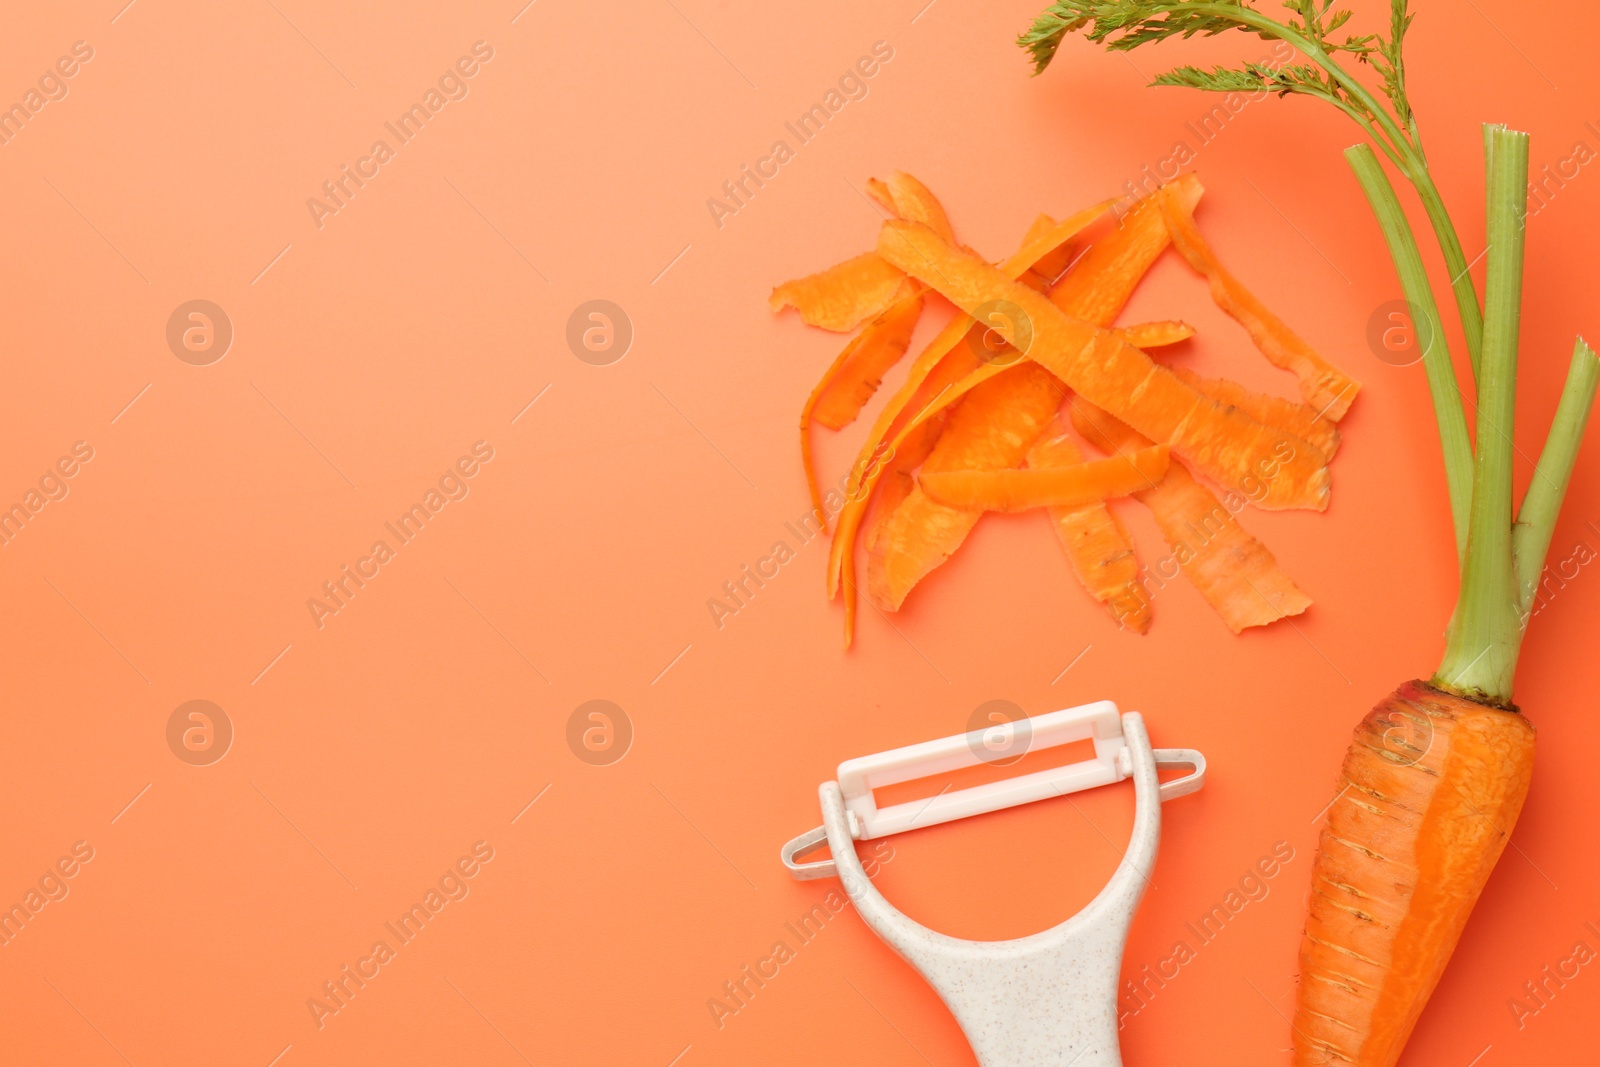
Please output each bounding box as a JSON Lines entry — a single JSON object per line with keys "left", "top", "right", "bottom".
{"left": 820, "top": 712, "right": 1171, "bottom": 1067}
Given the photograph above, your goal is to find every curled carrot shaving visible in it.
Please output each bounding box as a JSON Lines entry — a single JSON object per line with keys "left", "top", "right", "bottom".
{"left": 1071, "top": 400, "right": 1312, "bottom": 632}
{"left": 1020, "top": 213, "right": 1078, "bottom": 282}
{"left": 1029, "top": 429, "right": 1149, "bottom": 633}
{"left": 870, "top": 364, "right": 1066, "bottom": 610}
{"left": 1116, "top": 320, "right": 1195, "bottom": 349}
{"left": 918, "top": 445, "right": 1168, "bottom": 511}
{"left": 1160, "top": 194, "right": 1360, "bottom": 420}
{"left": 798, "top": 279, "right": 925, "bottom": 530}
{"left": 1170, "top": 366, "right": 1340, "bottom": 462}
{"left": 825, "top": 198, "right": 1117, "bottom": 642}
{"left": 860, "top": 184, "right": 1193, "bottom": 616}
{"left": 812, "top": 289, "right": 926, "bottom": 432}
{"left": 867, "top": 171, "right": 958, "bottom": 245}
{"left": 769, "top": 252, "right": 908, "bottom": 332}
{"left": 876, "top": 218, "right": 1331, "bottom": 511}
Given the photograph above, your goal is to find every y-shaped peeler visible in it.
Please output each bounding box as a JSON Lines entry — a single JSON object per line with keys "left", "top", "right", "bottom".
{"left": 780, "top": 700, "right": 1204, "bottom": 1066}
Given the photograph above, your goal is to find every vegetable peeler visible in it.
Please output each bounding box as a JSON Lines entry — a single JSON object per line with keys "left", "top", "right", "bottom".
{"left": 779, "top": 700, "right": 1204, "bottom": 1066}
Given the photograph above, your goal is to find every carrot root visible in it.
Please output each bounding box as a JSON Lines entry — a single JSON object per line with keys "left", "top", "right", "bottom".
{"left": 1295, "top": 681, "right": 1535, "bottom": 1067}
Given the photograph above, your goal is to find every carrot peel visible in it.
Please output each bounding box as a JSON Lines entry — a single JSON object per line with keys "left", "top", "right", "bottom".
{"left": 1160, "top": 195, "right": 1360, "bottom": 421}
{"left": 918, "top": 446, "right": 1167, "bottom": 512}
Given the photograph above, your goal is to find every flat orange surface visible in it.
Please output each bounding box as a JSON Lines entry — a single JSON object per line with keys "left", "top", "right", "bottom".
{"left": 3, "top": 2, "right": 1598, "bottom": 1065}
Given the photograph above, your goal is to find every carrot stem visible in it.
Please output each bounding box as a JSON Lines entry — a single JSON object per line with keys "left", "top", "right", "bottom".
{"left": 1345, "top": 142, "right": 1472, "bottom": 563}
{"left": 1514, "top": 337, "right": 1600, "bottom": 617}
{"left": 1434, "top": 126, "right": 1529, "bottom": 705}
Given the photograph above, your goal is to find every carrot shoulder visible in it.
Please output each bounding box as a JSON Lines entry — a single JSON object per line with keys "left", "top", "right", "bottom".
{"left": 1072, "top": 400, "right": 1312, "bottom": 632}
{"left": 1161, "top": 195, "right": 1360, "bottom": 420}
{"left": 918, "top": 446, "right": 1167, "bottom": 511}
{"left": 877, "top": 218, "right": 1331, "bottom": 512}
{"left": 1029, "top": 431, "right": 1150, "bottom": 632}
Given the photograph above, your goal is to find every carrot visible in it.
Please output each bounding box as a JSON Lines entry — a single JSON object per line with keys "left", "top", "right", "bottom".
{"left": 1028, "top": 429, "right": 1150, "bottom": 632}
{"left": 1295, "top": 681, "right": 1534, "bottom": 1066}
{"left": 876, "top": 217, "right": 1331, "bottom": 510}
{"left": 1022, "top": 20, "right": 1599, "bottom": 1063}
{"left": 1117, "top": 319, "right": 1195, "bottom": 349}
{"left": 1072, "top": 400, "right": 1312, "bottom": 632}
{"left": 1169, "top": 366, "right": 1340, "bottom": 462}
{"left": 1160, "top": 194, "right": 1361, "bottom": 420}
{"left": 918, "top": 446, "right": 1167, "bottom": 511}
{"left": 770, "top": 252, "right": 907, "bottom": 332}
{"left": 826, "top": 199, "right": 1117, "bottom": 640}
{"left": 798, "top": 280, "right": 924, "bottom": 529}
{"left": 861, "top": 182, "right": 1193, "bottom": 615}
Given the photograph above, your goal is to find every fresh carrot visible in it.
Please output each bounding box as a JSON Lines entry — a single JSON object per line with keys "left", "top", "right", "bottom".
{"left": 1159, "top": 193, "right": 1361, "bottom": 421}
{"left": 1072, "top": 399, "right": 1311, "bottom": 632}
{"left": 770, "top": 252, "right": 908, "bottom": 332}
{"left": 1025, "top": 8, "right": 1600, "bottom": 1063}
{"left": 1028, "top": 428, "right": 1150, "bottom": 632}
{"left": 863, "top": 182, "right": 1192, "bottom": 614}
{"left": 875, "top": 217, "right": 1331, "bottom": 510}
{"left": 918, "top": 446, "right": 1167, "bottom": 511}
{"left": 1297, "top": 681, "right": 1533, "bottom": 1065}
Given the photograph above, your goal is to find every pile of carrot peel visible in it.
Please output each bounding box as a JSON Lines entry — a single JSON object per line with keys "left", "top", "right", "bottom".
{"left": 772, "top": 172, "right": 1361, "bottom": 645}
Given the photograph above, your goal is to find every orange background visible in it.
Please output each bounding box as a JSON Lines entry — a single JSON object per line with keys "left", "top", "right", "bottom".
{"left": 3, "top": 1, "right": 1598, "bottom": 1064}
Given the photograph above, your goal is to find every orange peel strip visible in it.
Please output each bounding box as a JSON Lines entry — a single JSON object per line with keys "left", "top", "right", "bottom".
{"left": 1170, "top": 365, "right": 1340, "bottom": 462}
{"left": 862, "top": 184, "right": 1198, "bottom": 616}
{"left": 770, "top": 252, "right": 908, "bottom": 333}
{"left": 1029, "top": 428, "right": 1150, "bottom": 633}
{"left": 918, "top": 446, "right": 1168, "bottom": 511}
{"left": 1160, "top": 194, "right": 1360, "bottom": 420}
{"left": 875, "top": 218, "right": 1330, "bottom": 512}
{"left": 824, "top": 198, "right": 1116, "bottom": 642}
{"left": 1071, "top": 399, "right": 1312, "bottom": 632}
